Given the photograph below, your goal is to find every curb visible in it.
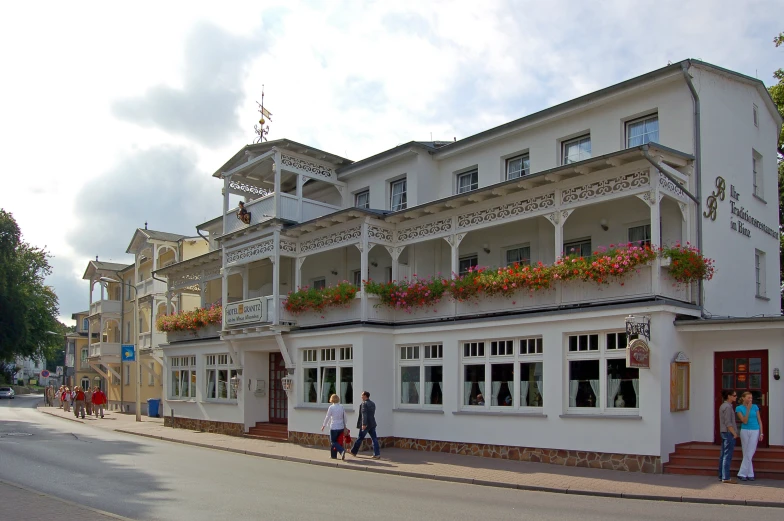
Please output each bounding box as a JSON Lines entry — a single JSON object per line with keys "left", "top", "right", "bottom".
{"left": 37, "top": 408, "right": 85, "bottom": 424}
{"left": 110, "top": 429, "right": 784, "bottom": 509}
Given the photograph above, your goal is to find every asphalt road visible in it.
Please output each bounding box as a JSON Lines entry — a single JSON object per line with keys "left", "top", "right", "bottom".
{"left": 1, "top": 394, "right": 780, "bottom": 521}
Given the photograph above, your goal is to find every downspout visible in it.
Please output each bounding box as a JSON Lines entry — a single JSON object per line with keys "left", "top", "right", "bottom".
{"left": 681, "top": 61, "right": 704, "bottom": 313}
{"left": 196, "top": 229, "right": 210, "bottom": 245}
{"left": 119, "top": 280, "right": 124, "bottom": 411}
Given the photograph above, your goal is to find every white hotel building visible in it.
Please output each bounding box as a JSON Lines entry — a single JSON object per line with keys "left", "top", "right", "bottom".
{"left": 157, "top": 59, "right": 783, "bottom": 475}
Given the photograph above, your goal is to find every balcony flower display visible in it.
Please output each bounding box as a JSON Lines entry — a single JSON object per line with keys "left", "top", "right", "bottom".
{"left": 283, "top": 281, "right": 358, "bottom": 315}
{"left": 364, "top": 276, "right": 449, "bottom": 311}
{"left": 659, "top": 243, "right": 715, "bottom": 284}
{"left": 156, "top": 305, "right": 222, "bottom": 332}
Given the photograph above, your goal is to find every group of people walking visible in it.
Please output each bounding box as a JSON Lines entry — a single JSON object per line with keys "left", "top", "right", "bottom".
{"left": 321, "top": 390, "right": 381, "bottom": 460}
{"left": 45, "top": 385, "right": 107, "bottom": 419}
{"left": 718, "top": 390, "right": 764, "bottom": 483}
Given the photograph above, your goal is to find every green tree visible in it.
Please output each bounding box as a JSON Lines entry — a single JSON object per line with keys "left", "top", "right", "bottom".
{"left": 0, "top": 209, "right": 61, "bottom": 363}
{"left": 773, "top": 32, "right": 784, "bottom": 311}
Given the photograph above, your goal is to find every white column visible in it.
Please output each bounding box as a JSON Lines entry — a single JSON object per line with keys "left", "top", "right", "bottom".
{"left": 446, "top": 235, "right": 464, "bottom": 278}
{"left": 360, "top": 223, "right": 369, "bottom": 321}
{"left": 390, "top": 247, "right": 403, "bottom": 282}
{"left": 296, "top": 174, "right": 304, "bottom": 222}
{"left": 242, "top": 266, "right": 249, "bottom": 300}
{"left": 199, "top": 283, "right": 206, "bottom": 308}
{"left": 272, "top": 230, "right": 280, "bottom": 324}
{"left": 152, "top": 245, "right": 158, "bottom": 273}
{"left": 273, "top": 149, "right": 281, "bottom": 219}
{"left": 650, "top": 188, "right": 662, "bottom": 296}
{"left": 166, "top": 290, "right": 173, "bottom": 315}
{"left": 100, "top": 282, "right": 105, "bottom": 301}
{"left": 221, "top": 266, "right": 229, "bottom": 330}
{"left": 295, "top": 257, "right": 305, "bottom": 290}
{"left": 222, "top": 176, "right": 231, "bottom": 235}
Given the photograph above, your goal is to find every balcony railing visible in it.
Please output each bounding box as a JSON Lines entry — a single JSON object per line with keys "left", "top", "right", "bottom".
{"left": 136, "top": 278, "right": 167, "bottom": 299}
{"left": 89, "top": 299, "right": 122, "bottom": 316}
{"left": 224, "top": 194, "right": 343, "bottom": 233}
{"left": 88, "top": 342, "right": 121, "bottom": 359}
{"left": 165, "top": 324, "right": 221, "bottom": 344}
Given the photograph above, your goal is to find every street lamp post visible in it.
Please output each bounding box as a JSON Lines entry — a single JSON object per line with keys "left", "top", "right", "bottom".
{"left": 100, "top": 276, "right": 141, "bottom": 422}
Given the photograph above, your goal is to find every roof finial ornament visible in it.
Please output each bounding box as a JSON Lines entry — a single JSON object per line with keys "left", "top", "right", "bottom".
{"left": 95, "top": 255, "right": 98, "bottom": 261}
{"left": 144, "top": 221, "right": 148, "bottom": 230}
{"left": 254, "top": 85, "right": 272, "bottom": 143}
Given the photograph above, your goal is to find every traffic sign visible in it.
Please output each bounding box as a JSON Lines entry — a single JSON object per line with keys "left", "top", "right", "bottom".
{"left": 56, "top": 366, "right": 63, "bottom": 376}
{"left": 40, "top": 370, "right": 50, "bottom": 378}
{"left": 121, "top": 344, "right": 136, "bottom": 362}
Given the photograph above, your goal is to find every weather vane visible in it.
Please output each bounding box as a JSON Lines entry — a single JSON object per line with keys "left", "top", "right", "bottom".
{"left": 254, "top": 86, "right": 272, "bottom": 143}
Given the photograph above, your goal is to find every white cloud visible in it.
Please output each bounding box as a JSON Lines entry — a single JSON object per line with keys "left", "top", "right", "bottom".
{"left": 0, "top": 0, "right": 780, "bottom": 322}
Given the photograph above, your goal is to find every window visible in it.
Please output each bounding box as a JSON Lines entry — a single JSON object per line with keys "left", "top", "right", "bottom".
{"left": 505, "top": 245, "right": 530, "bottom": 267}
{"left": 81, "top": 348, "right": 88, "bottom": 369}
{"left": 459, "top": 254, "right": 478, "bottom": 275}
{"left": 301, "top": 346, "right": 353, "bottom": 405}
{"left": 352, "top": 270, "right": 362, "bottom": 287}
{"left": 81, "top": 377, "right": 90, "bottom": 390}
{"left": 755, "top": 250, "right": 766, "bottom": 298}
{"left": 456, "top": 169, "right": 478, "bottom": 194}
{"left": 354, "top": 190, "right": 369, "bottom": 209}
{"left": 567, "top": 332, "right": 639, "bottom": 413}
{"left": 506, "top": 154, "right": 530, "bottom": 180}
{"left": 562, "top": 135, "right": 591, "bottom": 165}
{"left": 390, "top": 178, "right": 407, "bottom": 211}
{"left": 385, "top": 267, "right": 393, "bottom": 283}
{"left": 626, "top": 115, "right": 659, "bottom": 147}
{"left": 563, "top": 238, "right": 591, "bottom": 257}
{"left": 398, "top": 344, "right": 443, "bottom": 407}
{"left": 753, "top": 104, "right": 759, "bottom": 127}
{"left": 461, "top": 336, "right": 543, "bottom": 408}
{"left": 148, "top": 361, "right": 155, "bottom": 386}
{"left": 752, "top": 152, "right": 763, "bottom": 199}
{"left": 628, "top": 224, "right": 651, "bottom": 247}
{"left": 205, "top": 354, "right": 238, "bottom": 401}
{"left": 124, "top": 364, "right": 130, "bottom": 386}
{"left": 312, "top": 278, "right": 326, "bottom": 290}
{"left": 170, "top": 356, "right": 196, "bottom": 399}
{"left": 82, "top": 318, "right": 89, "bottom": 331}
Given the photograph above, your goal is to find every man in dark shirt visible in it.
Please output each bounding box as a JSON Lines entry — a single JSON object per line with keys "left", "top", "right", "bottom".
{"left": 350, "top": 391, "right": 380, "bottom": 459}
{"left": 718, "top": 389, "right": 739, "bottom": 483}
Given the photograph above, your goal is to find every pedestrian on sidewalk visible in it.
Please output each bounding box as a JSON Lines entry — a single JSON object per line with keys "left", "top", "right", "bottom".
{"left": 85, "top": 387, "right": 93, "bottom": 416}
{"left": 73, "top": 386, "right": 86, "bottom": 419}
{"left": 718, "top": 389, "right": 739, "bottom": 483}
{"left": 62, "top": 387, "right": 71, "bottom": 412}
{"left": 56, "top": 386, "right": 64, "bottom": 408}
{"left": 44, "top": 385, "right": 53, "bottom": 406}
{"left": 736, "top": 391, "right": 763, "bottom": 481}
{"left": 350, "top": 390, "right": 380, "bottom": 459}
{"left": 321, "top": 394, "right": 348, "bottom": 460}
{"left": 92, "top": 387, "right": 106, "bottom": 418}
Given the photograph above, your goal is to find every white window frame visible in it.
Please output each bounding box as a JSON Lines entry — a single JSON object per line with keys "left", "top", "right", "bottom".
{"left": 627, "top": 223, "right": 651, "bottom": 248}
{"left": 81, "top": 377, "right": 90, "bottom": 390}
{"left": 459, "top": 336, "right": 544, "bottom": 410}
{"left": 565, "top": 331, "right": 639, "bottom": 416}
{"left": 80, "top": 348, "right": 89, "bottom": 369}
{"left": 755, "top": 249, "right": 766, "bottom": 298}
{"left": 205, "top": 353, "right": 238, "bottom": 402}
{"left": 505, "top": 154, "right": 530, "bottom": 180}
{"left": 752, "top": 151, "right": 763, "bottom": 200}
{"left": 504, "top": 244, "right": 530, "bottom": 267}
{"left": 625, "top": 114, "right": 659, "bottom": 148}
{"left": 563, "top": 238, "right": 591, "bottom": 257}
{"left": 82, "top": 318, "right": 89, "bottom": 331}
{"left": 354, "top": 189, "right": 369, "bottom": 209}
{"left": 170, "top": 356, "right": 196, "bottom": 400}
{"left": 459, "top": 254, "right": 478, "bottom": 276}
{"left": 390, "top": 177, "right": 407, "bottom": 211}
{"left": 562, "top": 134, "right": 591, "bottom": 165}
{"left": 312, "top": 277, "right": 326, "bottom": 290}
{"left": 352, "top": 269, "right": 362, "bottom": 287}
{"left": 456, "top": 169, "right": 478, "bottom": 194}
{"left": 301, "top": 346, "right": 354, "bottom": 406}
{"left": 753, "top": 104, "right": 759, "bottom": 127}
{"left": 397, "top": 343, "right": 444, "bottom": 409}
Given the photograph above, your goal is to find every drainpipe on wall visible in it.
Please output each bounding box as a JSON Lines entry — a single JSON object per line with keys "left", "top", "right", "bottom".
{"left": 681, "top": 60, "right": 705, "bottom": 313}
{"left": 119, "top": 280, "right": 124, "bottom": 412}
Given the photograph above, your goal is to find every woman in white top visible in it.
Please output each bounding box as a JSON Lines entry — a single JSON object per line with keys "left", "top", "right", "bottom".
{"left": 321, "top": 394, "right": 347, "bottom": 460}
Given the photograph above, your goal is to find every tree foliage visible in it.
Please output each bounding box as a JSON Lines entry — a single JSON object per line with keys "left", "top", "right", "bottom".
{"left": 772, "top": 32, "right": 784, "bottom": 311}
{"left": 0, "top": 209, "right": 61, "bottom": 363}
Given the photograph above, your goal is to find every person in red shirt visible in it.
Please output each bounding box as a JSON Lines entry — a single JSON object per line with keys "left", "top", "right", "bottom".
{"left": 92, "top": 387, "right": 106, "bottom": 418}
{"left": 73, "top": 387, "right": 86, "bottom": 419}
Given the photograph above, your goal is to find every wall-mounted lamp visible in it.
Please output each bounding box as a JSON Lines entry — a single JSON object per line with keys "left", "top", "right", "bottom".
{"left": 775, "top": 368, "right": 781, "bottom": 381}
{"left": 370, "top": 260, "right": 378, "bottom": 268}
{"left": 599, "top": 218, "right": 609, "bottom": 231}
{"left": 482, "top": 243, "right": 491, "bottom": 254}
{"left": 330, "top": 269, "right": 338, "bottom": 275}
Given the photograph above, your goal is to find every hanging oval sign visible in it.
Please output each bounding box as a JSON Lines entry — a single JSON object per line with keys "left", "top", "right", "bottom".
{"left": 626, "top": 339, "right": 651, "bottom": 369}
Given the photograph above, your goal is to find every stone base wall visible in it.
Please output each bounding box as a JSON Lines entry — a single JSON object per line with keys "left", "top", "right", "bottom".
{"left": 288, "top": 432, "right": 661, "bottom": 473}
{"left": 164, "top": 416, "right": 245, "bottom": 437}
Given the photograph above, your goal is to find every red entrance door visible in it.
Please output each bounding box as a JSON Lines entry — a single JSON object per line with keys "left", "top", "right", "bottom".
{"left": 269, "top": 353, "right": 288, "bottom": 424}
{"left": 714, "top": 351, "right": 769, "bottom": 447}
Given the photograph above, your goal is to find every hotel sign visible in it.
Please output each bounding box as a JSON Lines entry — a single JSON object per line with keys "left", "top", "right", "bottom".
{"left": 225, "top": 298, "right": 265, "bottom": 326}
{"left": 626, "top": 339, "right": 651, "bottom": 369}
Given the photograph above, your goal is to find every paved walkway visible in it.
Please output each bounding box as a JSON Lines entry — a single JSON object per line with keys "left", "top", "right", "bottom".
{"left": 38, "top": 405, "right": 784, "bottom": 508}
{"left": 0, "top": 479, "right": 133, "bottom": 520}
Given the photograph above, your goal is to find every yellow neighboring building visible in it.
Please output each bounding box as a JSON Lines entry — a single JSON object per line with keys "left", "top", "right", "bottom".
{"left": 72, "top": 310, "right": 101, "bottom": 391}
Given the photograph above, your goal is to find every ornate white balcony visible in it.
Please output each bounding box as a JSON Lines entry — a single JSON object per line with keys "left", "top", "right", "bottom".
{"left": 89, "top": 299, "right": 121, "bottom": 316}
{"left": 136, "top": 278, "right": 167, "bottom": 299}
{"left": 165, "top": 324, "right": 222, "bottom": 344}
{"left": 89, "top": 342, "right": 121, "bottom": 359}
{"left": 224, "top": 193, "right": 342, "bottom": 234}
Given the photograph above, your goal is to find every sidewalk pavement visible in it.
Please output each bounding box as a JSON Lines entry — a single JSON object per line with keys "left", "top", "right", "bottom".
{"left": 0, "top": 479, "right": 133, "bottom": 520}
{"left": 38, "top": 405, "right": 784, "bottom": 508}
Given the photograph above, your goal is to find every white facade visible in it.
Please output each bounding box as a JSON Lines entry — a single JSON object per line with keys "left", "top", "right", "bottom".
{"left": 157, "top": 60, "right": 783, "bottom": 470}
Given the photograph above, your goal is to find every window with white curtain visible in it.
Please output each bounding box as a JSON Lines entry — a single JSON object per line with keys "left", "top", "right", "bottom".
{"left": 205, "top": 354, "right": 238, "bottom": 401}
{"left": 628, "top": 224, "right": 651, "bottom": 247}
{"left": 456, "top": 169, "right": 478, "bottom": 194}
{"left": 459, "top": 254, "right": 478, "bottom": 275}
{"left": 506, "top": 154, "right": 530, "bottom": 179}
{"left": 505, "top": 245, "right": 530, "bottom": 267}
{"left": 752, "top": 151, "right": 763, "bottom": 199}
{"left": 354, "top": 189, "right": 369, "bottom": 209}
{"left": 82, "top": 318, "right": 89, "bottom": 331}
{"left": 390, "top": 178, "right": 407, "bottom": 211}
{"left": 566, "top": 332, "right": 639, "bottom": 413}
{"left": 626, "top": 114, "right": 659, "bottom": 147}
{"left": 562, "top": 135, "right": 591, "bottom": 164}
{"left": 461, "top": 337, "right": 544, "bottom": 409}
{"left": 398, "top": 344, "right": 443, "bottom": 407}
{"left": 170, "top": 356, "right": 196, "bottom": 399}
{"left": 301, "top": 347, "right": 353, "bottom": 405}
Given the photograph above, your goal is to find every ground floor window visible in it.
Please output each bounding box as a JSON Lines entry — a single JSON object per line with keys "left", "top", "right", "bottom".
{"left": 205, "top": 354, "right": 238, "bottom": 400}
{"left": 567, "top": 332, "right": 639, "bottom": 412}
{"left": 399, "top": 344, "right": 443, "bottom": 407}
{"left": 302, "top": 347, "right": 353, "bottom": 405}
{"left": 170, "top": 356, "right": 196, "bottom": 399}
{"left": 80, "top": 377, "right": 90, "bottom": 390}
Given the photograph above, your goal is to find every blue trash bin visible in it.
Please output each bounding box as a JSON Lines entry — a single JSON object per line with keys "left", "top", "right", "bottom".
{"left": 147, "top": 398, "right": 160, "bottom": 418}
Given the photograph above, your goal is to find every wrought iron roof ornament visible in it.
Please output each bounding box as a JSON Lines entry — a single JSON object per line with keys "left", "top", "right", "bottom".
{"left": 253, "top": 85, "right": 272, "bottom": 143}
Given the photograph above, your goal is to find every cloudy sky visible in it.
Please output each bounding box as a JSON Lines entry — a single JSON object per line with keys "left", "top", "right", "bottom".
{"left": 0, "top": 0, "right": 781, "bottom": 323}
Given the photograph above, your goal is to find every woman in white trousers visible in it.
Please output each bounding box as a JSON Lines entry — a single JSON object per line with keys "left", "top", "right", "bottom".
{"left": 735, "top": 391, "right": 764, "bottom": 481}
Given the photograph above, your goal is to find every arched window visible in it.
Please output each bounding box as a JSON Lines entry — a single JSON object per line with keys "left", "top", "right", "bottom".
{"left": 81, "top": 377, "right": 90, "bottom": 390}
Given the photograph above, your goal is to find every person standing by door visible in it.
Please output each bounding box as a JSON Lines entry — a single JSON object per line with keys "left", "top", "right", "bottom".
{"left": 718, "top": 390, "right": 739, "bottom": 483}
{"left": 736, "top": 391, "right": 763, "bottom": 481}
{"left": 350, "top": 391, "right": 380, "bottom": 459}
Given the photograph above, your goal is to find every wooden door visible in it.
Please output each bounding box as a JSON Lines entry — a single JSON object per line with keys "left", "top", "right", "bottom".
{"left": 714, "top": 351, "right": 768, "bottom": 447}
{"left": 269, "top": 352, "right": 288, "bottom": 424}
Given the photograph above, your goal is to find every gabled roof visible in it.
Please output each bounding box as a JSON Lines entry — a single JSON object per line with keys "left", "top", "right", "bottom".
{"left": 212, "top": 139, "right": 353, "bottom": 178}
{"left": 126, "top": 228, "right": 190, "bottom": 254}
{"left": 81, "top": 260, "right": 132, "bottom": 281}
